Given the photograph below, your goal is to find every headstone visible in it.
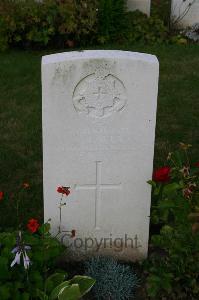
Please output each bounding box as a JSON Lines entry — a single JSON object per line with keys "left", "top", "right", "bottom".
{"left": 42, "top": 50, "right": 159, "bottom": 261}
{"left": 171, "top": 0, "right": 199, "bottom": 27}
{"left": 127, "top": 0, "right": 151, "bottom": 16}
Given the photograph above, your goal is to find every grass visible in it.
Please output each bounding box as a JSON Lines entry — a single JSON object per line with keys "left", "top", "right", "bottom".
{"left": 0, "top": 44, "right": 199, "bottom": 229}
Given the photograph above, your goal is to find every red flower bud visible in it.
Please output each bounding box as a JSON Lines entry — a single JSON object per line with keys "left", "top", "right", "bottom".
{"left": 0, "top": 191, "right": 4, "bottom": 201}
{"left": 27, "top": 218, "right": 40, "bottom": 233}
{"left": 153, "top": 166, "right": 171, "bottom": 183}
{"left": 57, "top": 186, "right": 70, "bottom": 196}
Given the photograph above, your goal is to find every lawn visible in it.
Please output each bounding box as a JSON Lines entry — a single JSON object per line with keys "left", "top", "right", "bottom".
{"left": 0, "top": 44, "right": 199, "bottom": 230}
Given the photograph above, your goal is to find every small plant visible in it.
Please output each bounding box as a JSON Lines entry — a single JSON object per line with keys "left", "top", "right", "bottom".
{"left": 185, "top": 23, "right": 199, "bottom": 42}
{"left": 37, "top": 273, "right": 95, "bottom": 300}
{"left": 85, "top": 256, "right": 138, "bottom": 300}
{"left": 0, "top": 185, "right": 95, "bottom": 299}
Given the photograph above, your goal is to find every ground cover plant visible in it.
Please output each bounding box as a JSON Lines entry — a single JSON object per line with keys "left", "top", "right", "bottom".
{"left": 85, "top": 256, "right": 138, "bottom": 299}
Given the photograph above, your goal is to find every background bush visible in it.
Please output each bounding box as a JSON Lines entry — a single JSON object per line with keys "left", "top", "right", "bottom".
{"left": 125, "top": 10, "right": 168, "bottom": 44}
{"left": 0, "top": 0, "right": 98, "bottom": 50}
{"left": 0, "top": 0, "right": 170, "bottom": 51}
{"left": 151, "top": 0, "right": 171, "bottom": 27}
{"left": 97, "top": 0, "right": 127, "bottom": 44}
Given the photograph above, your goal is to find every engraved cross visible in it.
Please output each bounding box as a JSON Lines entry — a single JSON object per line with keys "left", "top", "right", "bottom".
{"left": 74, "top": 161, "right": 122, "bottom": 229}
{"left": 84, "top": 87, "right": 115, "bottom": 117}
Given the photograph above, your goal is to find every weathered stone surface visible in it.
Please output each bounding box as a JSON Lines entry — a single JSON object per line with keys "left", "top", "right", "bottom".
{"left": 171, "top": 0, "right": 199, "bottom": 27}
{"left": 42, "top": 50, "right": 159, "bottom": 260}
{"left": 127, "top": 0, "right": 151, "bottom": 16}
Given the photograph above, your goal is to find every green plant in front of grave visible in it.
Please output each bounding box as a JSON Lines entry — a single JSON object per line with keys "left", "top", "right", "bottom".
{"left": 0, "top": 225, "right": 95, "bottom": 300}
{"left": 36, "top": 274, "right": 95, "bottom": 300}
{"left": 145, "top": 143, "right": 199, "bottom": 299}
{"left": 0, "top": 224, "right": 64, "bottom": 299}
{"left": 0, "top": 185, "right": 95, "bottom": 299}
{"left": 85, "top": 256, "right": 139, "bottom": 299}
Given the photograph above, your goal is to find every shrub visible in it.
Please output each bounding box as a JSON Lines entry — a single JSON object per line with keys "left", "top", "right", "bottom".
{"left": 151, "top": 0, "right": 171, "bottom": 27}
{"left": 85, "top": 256, "right": 138, "bottom": 299}
{"left": 125, "top": 10, "right": 168, "bottom": 44}
{"left": 0, "top": 0, "right": 98, "bottom": 50}
{"left": 0, "top": 0, "right": 172, "bottom": 50}
{"left": 97, "top": 0, "right": 127, "bottom": 44}
{"left": 145, "top": 144, "right": 199, "bottom": 299}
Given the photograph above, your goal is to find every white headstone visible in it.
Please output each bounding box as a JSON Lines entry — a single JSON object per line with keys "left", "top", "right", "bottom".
{"left": 171, "top": 0, "right": 199, "bottom": 27}
{"left": 42, "top": 50, "right": 159, "bottom": 261}
{"left": 127, "top": 0, "right": 151, "bottom": 16}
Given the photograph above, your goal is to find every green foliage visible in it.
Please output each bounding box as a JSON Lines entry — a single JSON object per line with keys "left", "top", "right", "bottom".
{"left": 125, "top": 10, "right": 168, "bottom": 44}
{"left": 85, "top": 256, "right": 138, "bottom": 299}
{"left": 0, "top": 226, "right": 95, "bottom": 299}
{"left": 146, "top": 144, "right": 199, "bottom": 299}
{"left": 0, "top": 225, "right": 64, "bottom": 299}
{"left": 97, "top": 0, "right": 127, "bottom": 43}
{"left": 0, "top": 0, "right": 98, "bottom": 51}
{"left": 36, "top": 274, "right": 95, "bottom": 300}
{"left": 0, "top": 0, "right": 172, "bottom": 51}
{"left": 151, "top": 0, "right": 171, "bottom": 27}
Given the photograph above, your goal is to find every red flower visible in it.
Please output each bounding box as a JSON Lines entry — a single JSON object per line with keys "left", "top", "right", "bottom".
{"left": 27, "top": 218, "right": 40, "bottom": 233}
{"left": 57, "top": 186, "right": 70, "bottom": 196}
{"left": 195, "top": 162, "right": 199, "bottom": 168}
{"left": 71, "top": 229, "right": 76, "bottom": 238}
{"left": 153, "top": 166, "right": 171, "bottom": 183}
{"left": 0, "top": 191, "right": 4, "bottom": 201}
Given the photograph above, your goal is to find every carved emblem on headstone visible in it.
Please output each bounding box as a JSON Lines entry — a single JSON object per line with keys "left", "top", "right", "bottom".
{"left": 73, "top": 73, "right": 127, "bottom": 118}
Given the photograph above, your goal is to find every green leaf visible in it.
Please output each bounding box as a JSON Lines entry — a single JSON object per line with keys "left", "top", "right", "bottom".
{"left": 58, "top": 284, "right": 81, "bottom": 300}
{"left": 0, "top": 257, "right": 10, "bottom": 280}
{"left": 36, "top": 289, "right": 48, "bottom": 300}
{"left": 38, "top": 223, "right": 51, "bottom": 235}
{"left": 147, "top": 180, "right": 156, "bottom": 188}
{"left": 21, "top": 293, "right": 30, "bottom": 300}
{"left": 154, "top": 185, "right": 162, "bottom": 196}
{"left": 50, "top": 281, "right": 70, "bottom": 300}
{"left": 163, "top": 183, "right": 181, "bottom": 195}
{"left": 69, "top": 275, "right": 96, "bottom": 296}
{"left": 45, "top": 273, "right": 67, "bottom": 294}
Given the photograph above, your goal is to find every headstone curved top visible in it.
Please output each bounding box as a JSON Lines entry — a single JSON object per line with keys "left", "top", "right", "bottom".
{"left": 42, "top": 50, "right": 159, "bottom": 261}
